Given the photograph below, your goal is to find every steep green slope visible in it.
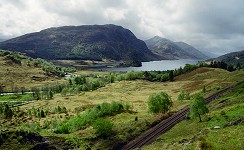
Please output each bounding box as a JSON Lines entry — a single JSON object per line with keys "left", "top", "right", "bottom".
{"left": 0, "top": 25, "right": 161, "bottom": 62}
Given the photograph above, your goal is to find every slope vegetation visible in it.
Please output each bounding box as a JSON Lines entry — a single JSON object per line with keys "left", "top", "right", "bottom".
{"left": 0, "top": 50, "right": 71, "bottom": 91}
{"left": 209, "top": 50, "right": 244, "bottom": 66}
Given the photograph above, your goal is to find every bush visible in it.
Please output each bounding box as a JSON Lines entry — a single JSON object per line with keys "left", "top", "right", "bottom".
{"left": 92, "top": 118, "right": 113, "bottom": 138}
{"left": 148, "top": 92, "right": 173, "bottom": 114}
{"left": 55, "top": 124, "right": 70, "bottom": 134}
{"left": 178, "top": 90, "right": 185, "bottom": 101}
{"left": 55, "top": 101, "right": 126, "bottom": 133}
{"left": 1, "top": 104, "right": 13, "bottom": 119}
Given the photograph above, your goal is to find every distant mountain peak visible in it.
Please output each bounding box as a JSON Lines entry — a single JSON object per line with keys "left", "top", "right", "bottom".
{"left": 145, "top": 36, "right": 209, "bottom": 60}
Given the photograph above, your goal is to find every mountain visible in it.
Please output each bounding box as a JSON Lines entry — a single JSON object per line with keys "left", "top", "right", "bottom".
{"left": 145, "top": 36, "right": 209, "bottom": 60}
{"left": 200, "top": 51, "right": 219, "bottom": 58}
{"left": 0, "top": 24, "right": 160, "bottom": 62}
{"left": 174, "top": 42, "right": 209, "bottom": 59}
{"left": 0, "top": 39, "right": 7, "bottom": 42}
{"left": 209, "top": 50, "right": 244, "bottom": 65}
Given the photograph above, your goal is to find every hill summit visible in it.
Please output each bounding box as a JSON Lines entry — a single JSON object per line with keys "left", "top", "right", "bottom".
{"left": 0, "top": 24, "right": 159, "bottom": 62}
{"left": 145, "top": 36, "right": 208, "bottom": 60}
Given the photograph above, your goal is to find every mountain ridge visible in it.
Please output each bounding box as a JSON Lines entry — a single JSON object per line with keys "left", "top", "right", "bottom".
{"left": 0, "top": 24, "right": 161, "bottom": 62}
{"left": 208, "top": 50, "right": 244, "bottom": 66}
{"left": 145, "top": 36, "right": 209, "bottom": 60}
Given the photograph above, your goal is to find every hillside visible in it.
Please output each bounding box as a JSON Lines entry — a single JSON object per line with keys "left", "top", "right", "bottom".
{"left": 0, "top": 25, "right": 161, "bottom": 62}
{"left": 0, "top": 50, "right": 71, "bottom": 91}
{"left": 145, "top": 36, "right": 208, "bottom": 60}
{"left": 144, "top": 81, "right": 244, "bottom": 150}
{"left": 209, "top": 50, "right": 244, "bottom": 66}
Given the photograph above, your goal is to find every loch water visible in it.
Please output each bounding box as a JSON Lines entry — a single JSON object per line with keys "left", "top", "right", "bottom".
{"left": 92, "top": 59, "right": 201, "bottom": 72}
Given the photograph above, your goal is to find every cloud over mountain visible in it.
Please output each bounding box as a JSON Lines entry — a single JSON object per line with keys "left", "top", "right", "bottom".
{"left": 1, "top": 0, "right": 244, "bottom": 55}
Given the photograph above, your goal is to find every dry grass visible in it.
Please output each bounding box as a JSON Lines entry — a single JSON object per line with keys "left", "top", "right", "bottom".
{"left": 0, "top": 57, "right": 65, "bottom": 91}
{"left": 21, "top": 68, "right": 244, "bottom": 115}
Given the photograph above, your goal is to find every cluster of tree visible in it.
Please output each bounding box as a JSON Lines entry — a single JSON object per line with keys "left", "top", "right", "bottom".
{"left": 0, "top": 50, "right": 24, "bottom": 64}
{"left": 147, "top": 91, "right": 209, "bottom": 122}
{"left": 31, "top": 87, "right": 54, "bottom": 100}
{"left": 28, "top": 58, "right": 76, "bottom": 77}
{"left": 209, "top": 61, "right": 242, "bottom": 72}
{"left": 119, "top": 60, "right": 142, "bottom": 67}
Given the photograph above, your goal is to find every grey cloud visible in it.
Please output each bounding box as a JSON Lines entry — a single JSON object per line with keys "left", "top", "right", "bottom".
{"left": 0, "top": 0, "right": 244, "bottom": 55}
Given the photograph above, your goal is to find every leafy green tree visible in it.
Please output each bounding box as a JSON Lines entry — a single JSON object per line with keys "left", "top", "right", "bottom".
{"left": 160, "top": 74, "right": 169, "bottom": 82}
{"left": 190, "top": 94, "right": 209, "bottom": 122}
{"left": 92, "top": 118, "right": 113, "bottom": 138}
{"left": 148, "top": 92, "right": 173, "bottom": 113}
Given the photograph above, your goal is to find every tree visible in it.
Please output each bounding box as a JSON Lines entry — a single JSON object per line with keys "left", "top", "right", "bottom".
{"left": 190, "top": 94, "right": 209, "bottom": 122}
{"left": 227, "top": 65, "right": 235, "bottom": 72}
{"left": 169, "top": 70, "right": 174, "bottom": 82}
{"left": 148, "top": 92, "right": 173, "bottom": 113}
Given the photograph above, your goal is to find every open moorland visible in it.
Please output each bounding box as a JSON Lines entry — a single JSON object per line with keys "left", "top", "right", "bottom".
{"left": 1, "top": 61, "right": 244, "bottom": 149}
{"left": 0, "top": 50, "right": 243, "bottom": 150}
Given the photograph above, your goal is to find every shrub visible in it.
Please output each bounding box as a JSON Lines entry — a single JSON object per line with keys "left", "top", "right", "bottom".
{"left": 178, "top": 90, "right": 185, "bottom": 101}
{"left": 55, "top": 124, "right": 70, "bottom": 134}
{"left": 55, "top": 101, "right": 126, "bottom": 133}
{"left": 92, "top": 118, "right": 113, "bottom": 138}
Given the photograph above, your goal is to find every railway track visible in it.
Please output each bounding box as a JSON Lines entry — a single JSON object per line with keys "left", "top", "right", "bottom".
{"left": 122, "top": 85, "right": 236, "bottom": 150}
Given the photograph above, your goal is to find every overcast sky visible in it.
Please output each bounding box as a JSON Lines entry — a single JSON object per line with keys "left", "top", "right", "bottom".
{"left": 1, "top": 0, "right": 244, "bottom": 55}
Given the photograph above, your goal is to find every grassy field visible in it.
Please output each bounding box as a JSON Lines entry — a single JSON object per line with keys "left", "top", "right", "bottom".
{"left": 1, "top": 67, "right": 244, "bottom": 149}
